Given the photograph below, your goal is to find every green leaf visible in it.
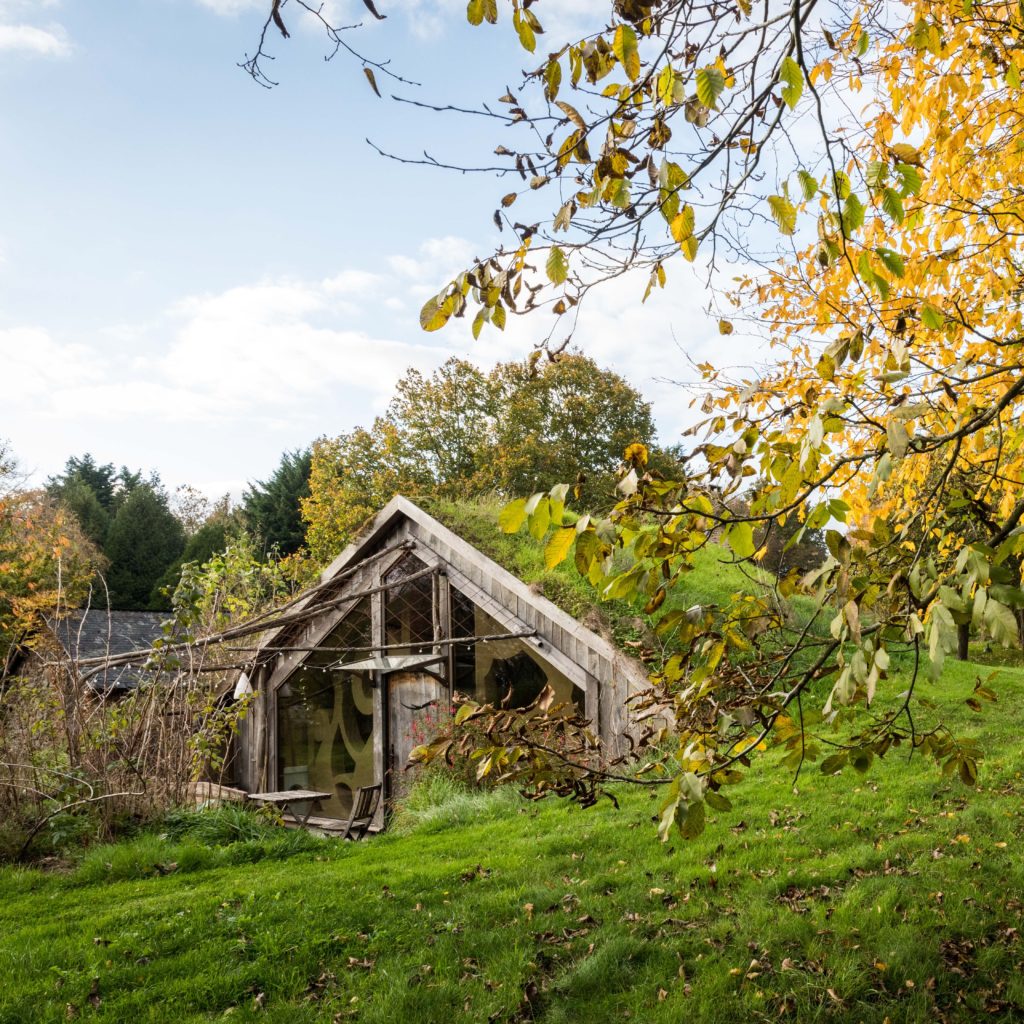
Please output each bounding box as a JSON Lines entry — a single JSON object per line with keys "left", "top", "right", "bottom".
{"left": 471, "top": 307, "right": 487, "bottom": 340}
{"left": 797, "top": 169, "right": 818, "bottom": 200}
{"left": 866, "top": 160, "right": 888, "bottom": 188}
{"left": 679, "top": 799, "right": 706, "bottom": 839}
{"left": 875, "top": 247, "right": 905, "bottom": 277}
{"left": 574, "top": 528, "right": 600, "bottom": 575}
{"left": 842, "top": 192, "right": 865, "bottom": 233}
{"left": 779, "top": 55, "right": 803, "bottom": 109}
{"left": 528, "top": 497, "right": 551, "bottom": 540}
{"left": 897, "top": 163, "right": 923, "bottom": 196}
{"left": 544, "top": 527, "right": 576, "bottom": 569}
{"left": 881, "top": 187, "right": 905, "bottom": 223}
{"left": 856, "top": 31, "right": 870, "bottom": 56}
{"left": 985, "top": 599, "right": 1020, "bottom": 647}
{"left": 499, "top": 498, "right": 528, "bottom": 533}
{"left": 695, "top": 66, "right": 726, "bottom": 108}
{"left": 545, "top": 246, "right": 569, "bottom": 285}
{"left": 704, "top": 790, "right": 732, "bottom": 812}
{"left": 467, "top": 0, "right": 497, "bottom": 25}
{"left": 886, "top": 418, "right": 909, "bottom": 459}
{"left": 921, "top": 301, "right": 944, "bottom": 330}
{"left": 613, "top": 24, "right": 640, "bottom": 81}
{"left": 820, "top": 752, "right": 848, "bottom": 775}
{"left": 832, "top": 170, "right": 851, "bottom": 200}
{"left": 727, "top": 520, "right": 756, "bottom": 559}
{"left": 515, "top": 16, "right": 536, "bottom": 52}
{"left": 768, "top": 194, "right": 797, "bottom": 235}
{"left": 544, "top": 58, "right": 561, "bottom": 101}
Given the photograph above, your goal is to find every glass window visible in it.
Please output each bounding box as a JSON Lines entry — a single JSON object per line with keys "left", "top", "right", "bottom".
{"left": 450, "top": 586, "right": 584, "bottom": 712}
{"left": 276, "top": 668, "right": 376, "bottom": 819}
{"left": 384, "top": 553, "right": 435, "bottom": 654}
{"left": 309, "top": 595, "right": 371, "bottom": 666}
{"left": 275, "top": 598, "right": 376, "bottom": 819}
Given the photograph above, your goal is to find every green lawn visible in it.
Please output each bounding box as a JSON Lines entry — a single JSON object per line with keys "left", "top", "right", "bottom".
{"left": 2, "top": 658, "right": 1024, "bottom": 1023}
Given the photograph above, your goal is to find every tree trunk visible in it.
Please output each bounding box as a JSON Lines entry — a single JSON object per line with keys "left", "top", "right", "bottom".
{"left": 957, "top": 621, "right": 970, "bottom": 661}
{"left": 1016, "top": 608, "right": 1024, "bottom": 650}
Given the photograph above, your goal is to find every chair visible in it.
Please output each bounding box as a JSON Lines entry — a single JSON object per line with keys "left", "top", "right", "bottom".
{"left": 339, "top": 784, "right": 381, "bottom": 840}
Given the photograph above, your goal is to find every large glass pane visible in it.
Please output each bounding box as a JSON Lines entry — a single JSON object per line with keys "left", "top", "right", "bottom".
{"left": 275, "top": 598, "right": 377, "bottom": 818}
{"left": 384, "top": 553, "right": 435, "bottom": 654}
{"left": 276, "top": 668, "right": 376, "bottom": 818}
{"left": 450, "top": 587, "right": 584, "bottom": 712}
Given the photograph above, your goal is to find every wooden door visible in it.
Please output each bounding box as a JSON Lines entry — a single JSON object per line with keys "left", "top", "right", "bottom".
{"left": 386, "top": 670, "right": 446, "bottom": 802}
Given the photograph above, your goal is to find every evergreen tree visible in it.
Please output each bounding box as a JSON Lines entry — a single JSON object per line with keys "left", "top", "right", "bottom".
{"left": 47, "top": 454, "right": 118, "bottom": 512}
{"left": 150, "top": 517, "right": 236, "bottom": 606}
{"left": 242, "top": 449, "right": 312, "bottom": 556}
{"left": 104, "top": 484, "right": 185, "bottom": 610}
{"left": 54, "top": 478, "right": 110, "bottom": 548}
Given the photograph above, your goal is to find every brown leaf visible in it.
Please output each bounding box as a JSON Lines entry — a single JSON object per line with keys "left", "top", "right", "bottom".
{"left": 363, "top": 68, "right": 381, "bottom": 97}
{"left": 271, "top": 0, "right": 289, "bottom": 38}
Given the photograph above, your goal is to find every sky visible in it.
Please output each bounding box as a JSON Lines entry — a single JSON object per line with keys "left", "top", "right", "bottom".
{"left": 0, "top": 0, "right": 735, "bottom": 499}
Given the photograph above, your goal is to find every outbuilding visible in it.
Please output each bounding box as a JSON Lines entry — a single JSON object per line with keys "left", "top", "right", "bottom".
{"left": 236, "top": 496, "right": 649, "bottom": 828}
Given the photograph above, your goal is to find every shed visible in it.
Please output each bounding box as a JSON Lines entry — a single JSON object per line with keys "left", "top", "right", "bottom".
{"left": 238, "top": 496, "right": 649, "bottom": 827}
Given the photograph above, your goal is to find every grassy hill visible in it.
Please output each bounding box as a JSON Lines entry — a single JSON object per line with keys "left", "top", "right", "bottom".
{"left": 422, "top": 495, "right": 795, "bottom": 655}
{"left": 2, "top": 654, "right": 1024, "bottom": 1023}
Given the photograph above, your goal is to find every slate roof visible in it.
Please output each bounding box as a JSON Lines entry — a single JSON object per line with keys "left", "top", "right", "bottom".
{"left": 49, "top": 610, "right": 168, "bottom": 694}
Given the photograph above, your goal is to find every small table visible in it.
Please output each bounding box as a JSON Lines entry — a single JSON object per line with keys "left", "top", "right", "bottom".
{"left": 248, "top": 789, "right": 332, "bottom": 828}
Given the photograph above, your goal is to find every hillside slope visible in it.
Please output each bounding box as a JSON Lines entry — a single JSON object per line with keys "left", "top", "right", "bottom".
{"left": 2, "top": 659, "right": 1023, "bottom": 1023}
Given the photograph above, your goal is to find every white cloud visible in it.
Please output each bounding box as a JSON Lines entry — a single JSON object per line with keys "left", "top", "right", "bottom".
{"left": 0, "top": 22, "right": 70, "bottom": 56}
{"left": 3, "top": 233, "right": 760, "bottom": 497}
{"left": 161, "top": 277, "right": 455, "bottom": 418}
{"left": 193, "top": 0, "right": 265, "bottom": 15}
{"left": 0, "top": 328, "right": 98, "bottom": 396}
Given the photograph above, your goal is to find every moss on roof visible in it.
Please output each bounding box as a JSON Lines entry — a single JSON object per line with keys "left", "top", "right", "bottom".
{"left": 419, "top": 495, "right": 773, "bottom": 659}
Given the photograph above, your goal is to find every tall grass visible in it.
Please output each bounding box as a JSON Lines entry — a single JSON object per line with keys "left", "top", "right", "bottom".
{"left": 389, "top": 772, "right": 521, "bottom": 836}
{"left": 73, "top": 805, "right": 327, "bottom": 885}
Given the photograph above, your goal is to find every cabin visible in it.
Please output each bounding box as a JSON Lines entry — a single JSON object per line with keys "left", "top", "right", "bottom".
{"left": 236, "top": 496, "right": 650, "bottom": 829}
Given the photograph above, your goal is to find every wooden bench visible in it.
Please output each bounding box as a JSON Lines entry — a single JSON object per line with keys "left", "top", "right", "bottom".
{"left": 248, "top": 789, "right": 332, "bottom": 828}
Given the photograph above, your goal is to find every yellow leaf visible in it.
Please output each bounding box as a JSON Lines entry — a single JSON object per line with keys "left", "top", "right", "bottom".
{"left": 613, "top": 24, "right": 640, "bottom": 82}
{"left": 544, "top": 527, "right": 576, "bottom": 569}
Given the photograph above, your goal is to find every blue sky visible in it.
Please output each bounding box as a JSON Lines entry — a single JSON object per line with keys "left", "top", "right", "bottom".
{"left": 1, "top": 0, "right": 725, "bottom": 498}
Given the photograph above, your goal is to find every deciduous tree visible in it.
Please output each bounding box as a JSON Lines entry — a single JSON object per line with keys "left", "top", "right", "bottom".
{"left": 244, "top": 1, "right": 1024, "bottom": 834}
{"left": 302, "top": 354, "right": 667, "bottom": 562}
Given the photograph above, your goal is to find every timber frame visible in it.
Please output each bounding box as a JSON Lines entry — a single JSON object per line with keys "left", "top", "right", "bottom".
{"left": 239, "top": 496, "right": 649, "bottom": 829}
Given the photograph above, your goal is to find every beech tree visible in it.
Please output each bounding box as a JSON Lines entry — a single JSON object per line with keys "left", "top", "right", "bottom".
{"left": 241, "top": 1, "right": 1024, "bottom": 836}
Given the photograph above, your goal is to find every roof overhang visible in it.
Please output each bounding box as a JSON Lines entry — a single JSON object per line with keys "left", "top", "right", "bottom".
{"left": 330, "top": 653, "right": 445, "bottom": 674}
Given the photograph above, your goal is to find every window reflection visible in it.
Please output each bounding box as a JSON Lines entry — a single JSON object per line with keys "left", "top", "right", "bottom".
{"left": 450, "top": 587, "right": 584, "bottom": 711}
{"left": 384, "top": 553, "right": 435, "bottom": 654}
{"left": 276, "top": 668, "right": 375, "bottom": 818}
